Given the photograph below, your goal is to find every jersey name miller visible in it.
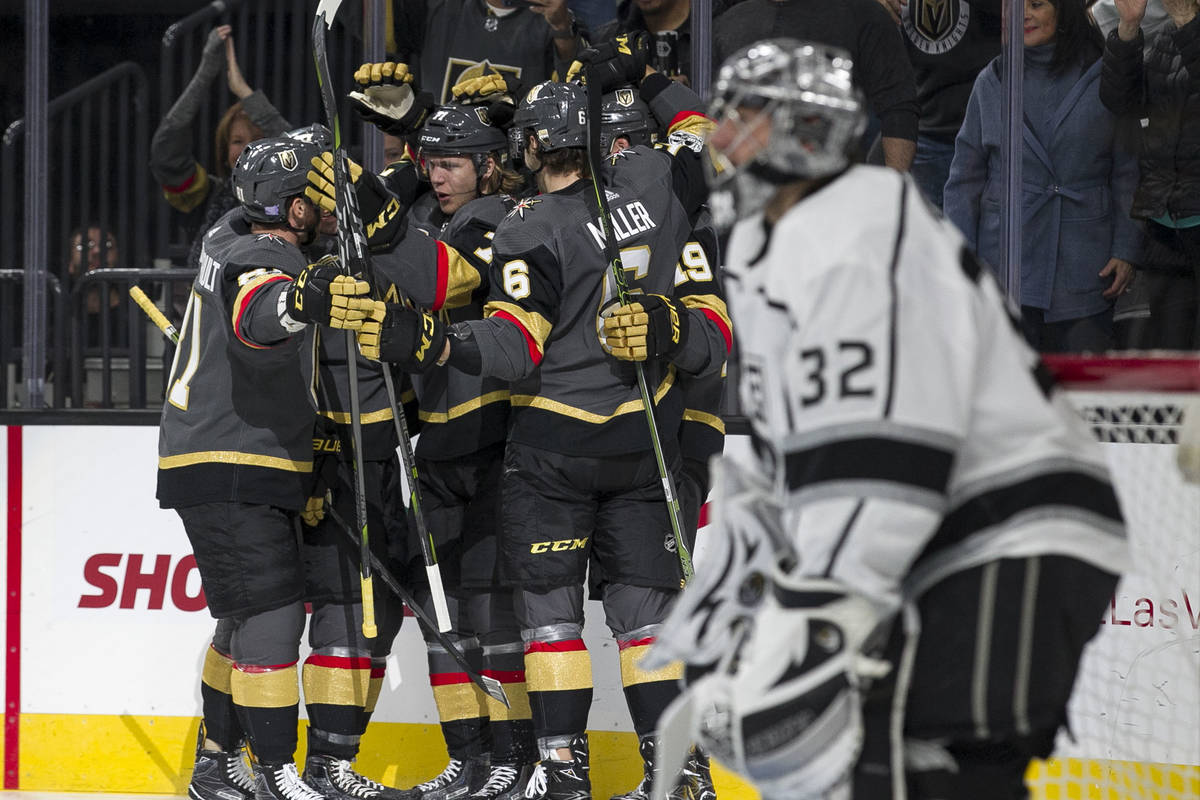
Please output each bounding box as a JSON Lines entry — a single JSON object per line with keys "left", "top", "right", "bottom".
{"left": 586, "top": 200, "right": 658, "bottom": 249}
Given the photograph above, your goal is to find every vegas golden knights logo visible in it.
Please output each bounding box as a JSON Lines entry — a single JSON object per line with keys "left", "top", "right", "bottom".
{"left": 614, "top": 88, "right": 636, "bottom": 108}
{"left": 279, "top": 148, "right": 299, "bottom": 171}
{"left": 475, "top": 107, "right": 491, "bottom": 126}
{"left": 904, "top": 0, "right": 969, "bottom": 54}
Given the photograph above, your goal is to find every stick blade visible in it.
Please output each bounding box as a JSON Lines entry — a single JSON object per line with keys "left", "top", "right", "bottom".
{"left": 315, "top": 0, "right": 344, "bottom": 28}
{"left": 481, "top": 674, "right": 510, "bottom": 708}
{"left": 652, "top": 691, "right": 697, "bottom": 800}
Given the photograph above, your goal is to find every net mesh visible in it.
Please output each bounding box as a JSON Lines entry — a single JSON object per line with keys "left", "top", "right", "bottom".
{"left": 1027, "top": 357, "right": 1200, "bottom": 800}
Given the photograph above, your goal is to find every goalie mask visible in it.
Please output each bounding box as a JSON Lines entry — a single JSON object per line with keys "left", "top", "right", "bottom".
{"left": 233, "top": 137, "right": 321, "bottom": 223}
{"left": 600, "top": 88, "right": 653, "bottom": 154}
{"left": 707, "top": 39, "right": 866, "bottom": 216}
{"left": 510, "top": 80, "right": 588, "bottom": 163}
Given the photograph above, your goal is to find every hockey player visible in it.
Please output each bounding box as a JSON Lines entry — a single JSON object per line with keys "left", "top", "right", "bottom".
{"left": 648, "top": 39, "right": 1127, "bottom": 800}
{"left": 358, "top": 40, "right": 732, "bottom": 800}
{"left": 157, "top": 136, "right": 377, "bottom": 800}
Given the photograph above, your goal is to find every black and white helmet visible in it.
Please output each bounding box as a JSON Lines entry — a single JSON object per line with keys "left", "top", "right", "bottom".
{"left": 232, "top": 137, "right": 320, "bottom": 223}
{"left": 510, "top": 80, "right": 588, "bottom": 162}
{"left": 600, "top": 87, "right": 653, "bottom": 154}
{"left": 418, "top": 104, "right": 509, "bottom": 158}
{"left": 285, "top": 123, "right": 333, "bottom": 151}
{"left": 709, "top": 39, "right": 866, "bottom": 186}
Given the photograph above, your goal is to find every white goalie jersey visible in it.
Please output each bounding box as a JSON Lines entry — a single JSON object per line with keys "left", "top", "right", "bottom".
{"left": 723, "top": 165, "right": 1127, "bottom": 616}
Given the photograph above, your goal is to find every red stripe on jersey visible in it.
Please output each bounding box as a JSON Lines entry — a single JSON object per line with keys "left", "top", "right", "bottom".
{"left": 492, "top": 310, "right": 543, "bottom": 365}
{"left": 701, "top": 308, "right": 732, "bottom": 353}
{"left": 617, "top": 637, "right": 655, "bottom": 652}
{"left": 433, "top": 241, "right": 450, "bottom": 311}
{"left": 233, "top": 275, "right": 291, "bottom": 348}
{"left": 525, "top": 638, "right": 586, "bottom": 655}
{"left": 480, "top": 669, "right": 526, "bottom": 684}
{"left": 429, "top": 672, "right": 473, "bottom": 686}
{"left": 163, "top": 170, "right": 198, "bottom": 194}
{"left": 669, "top": 110, "right": 710, "bottom": 130}
{"left": 304, "top": 654, "right": 373, "bottom": 670}
{"left": 697, "top": 501, "right": 709, "bottom": 529}
{"left": 234, "top": 661, "right": 299, "bottom": 673}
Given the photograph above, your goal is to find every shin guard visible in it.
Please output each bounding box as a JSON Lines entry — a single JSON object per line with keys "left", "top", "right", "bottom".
{"left": 523, "top": 624, "right": 593, "bottom": 740}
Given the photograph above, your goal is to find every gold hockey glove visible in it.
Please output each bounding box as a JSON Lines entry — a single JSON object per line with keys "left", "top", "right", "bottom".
{"left": 349, "top": 61, "right": 434, "bottom": 137}
{"left": 357, "top": 302, "right": 446, "bottom": 373}
{"left": 602, "top": 293, "right": 690, "bottom": 361}
{"left": 305, "top": 152, "right": 408, "bottom": 253}
{"left": 451, "top": 67, "right": 521, "bottom": 128}
{"left": 285, "top": 255, "right": 375, "bottom": 330}
{"left": 300, "top": 495, "right": 326, "bottom": 527}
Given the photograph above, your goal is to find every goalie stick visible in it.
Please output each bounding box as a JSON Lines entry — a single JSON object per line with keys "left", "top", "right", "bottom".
{"left": 583, "top": 68, "right": 694, "bottom": 582}
{"left": 323, "top": 501, "right": 511, "bottom": 707}
{"left": 314, "top": 0, "right": 453, "bottom": 635}
{"left": 130, "top": 288, "right": 505, "bottom": 705}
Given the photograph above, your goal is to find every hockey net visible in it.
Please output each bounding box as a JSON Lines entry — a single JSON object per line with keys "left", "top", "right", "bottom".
{"left": 1026, "top": 355, "right": 1200, "bottom": 800}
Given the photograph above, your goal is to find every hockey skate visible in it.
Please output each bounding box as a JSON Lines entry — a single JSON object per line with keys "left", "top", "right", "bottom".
{"left": 303, "top": 753, "right": 409, "bottom": 800}
{"left": 524, "top": 736, "right": 590, "bottom": 800}
{"left": 253, "top": 762, "right": 328, "bottom": 800}
{"left": 610, "top": 736, "right": 715, "bottom": 800}
{"left": 464, "top": 762, "right": 535, "bottom": 800}
{"left": 398, "top": 755, "right": 489, "bottom": 800}
{"left": 187, "top": 725, "right": 255, "bottom": 800}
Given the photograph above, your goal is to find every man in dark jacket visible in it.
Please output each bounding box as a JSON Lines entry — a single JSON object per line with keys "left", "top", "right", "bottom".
{"left": 591, "top": 0, "right": 729, "bottom": 86}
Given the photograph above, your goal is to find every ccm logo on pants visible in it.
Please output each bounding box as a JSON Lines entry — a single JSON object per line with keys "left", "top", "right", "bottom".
{"left": 529, "top": 538, "right": 589, "bottom": 554}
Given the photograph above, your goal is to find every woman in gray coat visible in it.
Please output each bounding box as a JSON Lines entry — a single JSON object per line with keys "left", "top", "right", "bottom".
{"left": 944, "top": 0, "right": 1142, "bottom": 352}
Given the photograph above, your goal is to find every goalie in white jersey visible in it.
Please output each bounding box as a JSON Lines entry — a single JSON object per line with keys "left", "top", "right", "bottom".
{"left": 645, "top": 40, "right": 1128, "bottom": 800}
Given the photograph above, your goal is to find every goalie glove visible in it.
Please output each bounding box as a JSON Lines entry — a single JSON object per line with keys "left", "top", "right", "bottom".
{"left": 282, "top": 255, "right": 375, "bottom": 330}
{"left": 357, "top": 302, "right": 447, "bottom": 373}
{"left": 349, "top": 61, "right": 435, "bottom": 137}
{"left": 305, "top": 152, "right": 408, "bottom": 253}
{"left": 566, "top": 32, "right": 651, "bottom": 92}
{"left": 602, "top": 293, "right": 690, "bottom": 362}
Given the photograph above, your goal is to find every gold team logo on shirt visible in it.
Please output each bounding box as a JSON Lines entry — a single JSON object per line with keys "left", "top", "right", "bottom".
{"left": 904, "top": 0, "right": 970, "bottom": 53}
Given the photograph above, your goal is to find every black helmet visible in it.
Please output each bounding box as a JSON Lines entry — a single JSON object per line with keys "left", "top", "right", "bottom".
{"left": 285, "top": 123, "right": 333, "bottom": 151}
{"left": 510, "top": 80, "right": 588, "bottom": 161}
{"left": 232, "top": 137, "right": 321, "bottom": 223}
{"left": 600, "top": 87, "right": 653, "bottom": 154}
{"left": 417, "top": 104, "right": 508, "bottom": 157}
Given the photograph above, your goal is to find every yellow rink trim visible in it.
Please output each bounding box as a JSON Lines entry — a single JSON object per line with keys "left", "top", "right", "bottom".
{"left": 15, "top": 713, "right": 762, "bottom": 798}
{"left": 1027, "top": 757, "right": 1200, "bottom": 799}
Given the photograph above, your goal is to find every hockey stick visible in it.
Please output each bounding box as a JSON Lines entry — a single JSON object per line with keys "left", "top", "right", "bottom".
{"left": 323, "top": 501, "right": 511, "bottom": 708}
{"left": 129, "top": 286, "right": 179, "bottom": 344}
{"left": 314, "top": 0, "right": 452, "bottom": 635}
{"left": 583, "top": 69, "right": 694, "bottom": 583}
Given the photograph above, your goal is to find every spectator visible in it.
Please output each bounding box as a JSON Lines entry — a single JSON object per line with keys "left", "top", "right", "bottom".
{"left": 67, "top": 224, "right": 129, "bottom": 353}
{"left": 1091, "top": 0, "right": 1174, "bottom": 44}
{"left": 882, "top": 0, "right": 1002, "bottom": 208}
{"left": 712, "top": 0, "right": 919, "bottom": 170}
{"left": 944, "top": 0, "right": 1141, "bottom": 353}
{"left": 388, "top": 0, "right": 584, "bottom": 104}
{"left": 591, "top": 0, "right": 730, "bottom": 85}
{"left": 1099, "top": 0, "right": 1200, "bottom": 349}
{"left": 150, "top": 25, "right": 290, "bottom": 271}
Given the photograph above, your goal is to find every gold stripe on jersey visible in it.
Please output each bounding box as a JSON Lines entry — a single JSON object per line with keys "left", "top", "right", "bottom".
{"left": 682, "top": 293, "right": 733, "bottom": 335}
{"left": 202, "top": 647, "right": 235, "bottom": 694}
{"left": 159, "top": 450, "right": 313, "bottom": 472}
{"left": 510, "top": 367, "right": 676, "bottom": 424}
{"left": 231, "top": 272, "right": 289, "bottom": 350}
{"left": 667, "top": 111, "right": 716, "bottom": 140}
{"left": 619, "top": 645, "right": 683, "bottom": 687}
{"left": 230, "top": 664, "right": 299, "bottom": 709}
{"left": 682, "top": 408, "right": 725, "bottom": 434}
{"left": 432, "top": 682, "right": 489, "bottom": 722}
{"left": 319, "top": 407, "right": 395, "bottom": 425}
{"left": 418, "top": 389, "right": 511, "bottom": 424}
{"left": 484, "top": 301, "right": 553, "bottom": 351}
{"left": 442, "top": 244, "right": 484, "bottom": 310}
{"left": 302, "top": 661, "right": 371, "bottom": 706}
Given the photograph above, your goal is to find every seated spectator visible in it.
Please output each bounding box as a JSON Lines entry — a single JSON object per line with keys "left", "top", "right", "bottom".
{"left": 944, "top": 0, "right": 1141, "bottom": 353}
{"left": 67, "top": 223, "right": 130, "bottom": 354}
{"left": 713, "top": 0, "right": 919, "bottom": 170}
{"left": 150, "top": 25, "right": 290, "bottom": 271}
{"left": 1099, "top": 0, "right": 1200, "bottom": 349}
{"left": 591, "top": 0, "right": 730, "bottom": 85}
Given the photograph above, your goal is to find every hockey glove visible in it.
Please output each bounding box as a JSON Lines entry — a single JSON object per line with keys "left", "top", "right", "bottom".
{"left": 602, "top": 293, "right": 690, "bottom": 362}
{"left": 358, "top": 302, "right": 447, "bottom": 373}
{"left": 451, "top": 69, "right": 521, "bottom": 129}
{"left": 300, "top": 495, "right": 326, "bottom": 527}
{"left": 349, "top": 61, "right": 435, "bottom": 137}
{"left": 283, "top": 255, "right": 375, "bottom": 330}
{"left": 566, "top": 32, "right": 650, "bottom": 92}
{"left": 305, "top": 152, "right": 408, "bottom": 254}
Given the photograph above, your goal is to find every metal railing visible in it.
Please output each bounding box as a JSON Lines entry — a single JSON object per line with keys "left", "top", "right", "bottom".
{"left": 1, "top": 63, "right": 151, "bottom": 289}
{"left": 0, "top": 271, "right": 67, "bottom": 409}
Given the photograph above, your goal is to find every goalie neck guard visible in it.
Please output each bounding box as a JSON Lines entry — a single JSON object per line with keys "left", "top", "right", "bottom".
{"left": 232, "top": 137, "right": 322, "bottom": 223}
